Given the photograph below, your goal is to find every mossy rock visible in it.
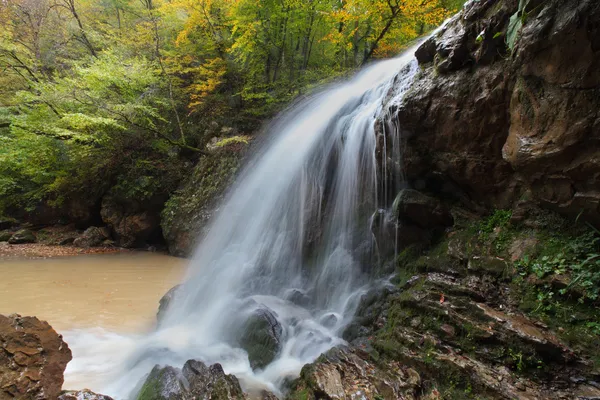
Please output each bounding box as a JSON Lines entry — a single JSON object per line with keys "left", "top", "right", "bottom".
{"left": 239, "top": 308, "right": 283, "bottom": 370}
{"left": 0, "top": 230, "right": 12, "bottom": 242}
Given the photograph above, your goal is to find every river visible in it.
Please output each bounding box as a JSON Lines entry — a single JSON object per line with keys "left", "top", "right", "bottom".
{"left": 0, "top": 252, "right": 186, "bottom": 391}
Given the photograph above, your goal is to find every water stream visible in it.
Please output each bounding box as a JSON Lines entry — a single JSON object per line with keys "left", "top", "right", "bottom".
{"left": 61, "top": 46, "right": 420, "bottom": 399}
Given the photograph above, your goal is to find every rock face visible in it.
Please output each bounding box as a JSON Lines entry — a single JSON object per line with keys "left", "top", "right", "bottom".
{"left": 7, "top": 229, "right": 36, "bottom": 244}
{"left": 239, "top": 307, "right": 283, "bottom": 370}
{"left": 391, "top": 0, "right": 600, "bottom": 224}
{"left": 393, "top": 189, "right": 453, "bottom": 229}
{"left": 136, "top": 359, "right": 245, "bottom": 400}
{"left": 161, "top": 144, "right": 248, "bottom": 256}
{"left": 0, "top": 314, "right": 72, "bottom": 399}
{"left": 101, "top": 194, "right": 162, "bottom": 248}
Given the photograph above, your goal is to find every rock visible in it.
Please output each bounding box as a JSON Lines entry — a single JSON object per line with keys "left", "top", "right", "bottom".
{"left": 183, "top": 360, "right": 245, "bottom": 399}
{"left": 287, "top": 346, "right": 421, "bottom": 400}
{"left": 440, "top": 323, "right": 456, "bottom": 337}
{"left": 156, "top": 285, "right": 181, "bottom": 326}
{"left": 101, "top": 195, "right": 160, "bottom": 248}
{"left": 509, "top": 236, "right": 539, "bottom": 262}
{"left": 0, "top": 314, "right": 72, "bottom": 399}
{"left": 393, "top": 189, "right": 453, "bottom": 229}
{"left": 259, "top": 390, "right": 279, "bottom": 400}
{"left": 161, "top": 145, "right": 248, "bottom": 256}
{"left": 239, "top": 307, "right": 283, "bottom": 370}
{"left": 319, "top": 313, "right": 339, "bottom": 329}
{"left": 390, "top": 0, "right": 600, "bottom": 225}
{"left": 136, "top": 365, "right": 187, "bottom": 400}
{"left": 8, "top": 229, "right": 36, "bottom": 244}
{"left": 59, "top": 389, "right": 114, "bottom": 400}
{"left": 0, "top": 230, "right": 12, "bottom": 242}
{"left": 73, "top": 226, "right": 110, "bottom": 248}
{"left": 467, "top": 256, "right": 509, "bottom": 278}
{"left": 284, "top": 288, "right": 311, "bottom": 307}
{"left": 59, "top": 236, "right": 76, "bottom": 245}
{"left": 415, "top": 36, "right": 437, "bottom": 64}
{"left": 136, "top": 360, "right": 244, "bottom": 400}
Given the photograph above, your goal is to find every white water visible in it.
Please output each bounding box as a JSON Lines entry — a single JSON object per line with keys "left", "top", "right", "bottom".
{"left": 65, "top": 47, "right": 419, "bottom": 399}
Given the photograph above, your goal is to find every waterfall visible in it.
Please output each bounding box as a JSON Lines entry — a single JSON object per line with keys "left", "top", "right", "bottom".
{"left": 64, "top": 44, "right": 420, "bottom": 399}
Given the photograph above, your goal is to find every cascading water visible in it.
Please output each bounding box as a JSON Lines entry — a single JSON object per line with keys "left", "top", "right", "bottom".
{"left": 65, "top": 45, "right": 420, "bottom": 399}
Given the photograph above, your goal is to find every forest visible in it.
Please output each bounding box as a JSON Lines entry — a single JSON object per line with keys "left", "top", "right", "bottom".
{"left": 0, "top": 0, "right": 462, "bottom": 221}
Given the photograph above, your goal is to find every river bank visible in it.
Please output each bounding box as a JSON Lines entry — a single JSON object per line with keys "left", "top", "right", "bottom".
{"left": 0, "top": 242, "right": 129, "bottom": 260}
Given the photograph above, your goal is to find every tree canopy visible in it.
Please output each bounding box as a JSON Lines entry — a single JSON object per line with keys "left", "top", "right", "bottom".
{"left": 0, "top": 0, "right": 462, "bottom": 217}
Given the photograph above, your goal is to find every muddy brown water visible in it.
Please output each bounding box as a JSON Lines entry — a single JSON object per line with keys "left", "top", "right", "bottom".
{"left": 0, "top": 252, "right": 186, "bottom": 333}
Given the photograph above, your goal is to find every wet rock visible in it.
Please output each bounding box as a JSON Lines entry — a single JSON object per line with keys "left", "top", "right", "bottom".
{"left": 183, "top": 360, "right": 245, "bottom": 399}
{"left": 161, "top": 145, "right": 248, "bottom": 256}
{"left": 0, "top": 230, "right": 12, "bottom": 242}
{"left": 136, "top": 360, "right": 244, "bottom": 400}
{"left": 287, "top": 346, "right": 421, "bottom": 400}
{"left": 7, "top": 228, "right": 36, "bottom": 244}
{"left": 284, "top": 288, "right": 311, "bottom": 308}
{"left": 73, "top": 226, "right": 111, "bottom": 248}
{"left": 136, "top": 365, "right": 186, "bottom": 400}
{"left": 59, "top": 389, "right": 114, "bottom": 400}
{"left": 415, "top": 36, "right": 436, "bottom": 64}
{"left": 392, "top": 0, "right": 600, "bottom": 224}
{"left": 0, "top": 314, "right": 72, "bottom": 399}
{"left": 393, "top": 189, "right": 453, "bottom": 229}
{"left": 259, "top": 390, "right": 279, "bottom": 400}
{"left": 156, "top": 285, "right": 181, "bottom": 326}
{"left": 239, "top": 307, "right": 283, "bottom": 370}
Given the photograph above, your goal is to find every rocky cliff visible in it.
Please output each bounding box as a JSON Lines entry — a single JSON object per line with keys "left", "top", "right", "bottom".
{"left": 386, "top": 0, "right": 600, "bottom": 223}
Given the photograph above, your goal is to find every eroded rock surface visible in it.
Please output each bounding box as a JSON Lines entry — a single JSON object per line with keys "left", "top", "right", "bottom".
{"left": 0, "top": 314, "right": 72, "bottom": 399}
{"left": 390, "top": 0, "right": 600, "bottom": 224}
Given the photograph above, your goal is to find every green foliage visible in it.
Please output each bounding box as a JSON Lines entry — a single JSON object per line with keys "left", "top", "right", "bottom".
{"left": 516, "top": 231, "right": 600, "bottom": 302}
{"left": 0, "top": 0, "right": 462, "bottom": 222}
{"left": 479, "top": 209, "right": 512, "bottom": 234}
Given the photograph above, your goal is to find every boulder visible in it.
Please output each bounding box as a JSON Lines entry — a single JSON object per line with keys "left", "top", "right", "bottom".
{"left": 156, "top": 285, "right": 181, "bottom": 326}
{"left": 0, "top": 230, "right": 12, "bottom": 242}
{"left": 7, "top": 229, "right": 36, "bottom": 244}
{"left": 0, "top": 314, "right": 72, "bottom": 399}
{"left": 393, "top": 189, "right": 453, "bottom": 228}
{"left": 239, "top": 307, "right": 283, "bottom": 370}
{"left": 73, "top": 226, "right": 111, "bottom": 248}
{"left": 59, "top": 389, "right": 114, "bottom": 400}
{"left": 136, "top": 360, "right": 245, "bottom": 400}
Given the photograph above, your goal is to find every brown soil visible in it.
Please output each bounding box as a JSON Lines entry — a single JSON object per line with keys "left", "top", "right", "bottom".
{"left": 0, "top": 242, "right": 129, "bottom": 260}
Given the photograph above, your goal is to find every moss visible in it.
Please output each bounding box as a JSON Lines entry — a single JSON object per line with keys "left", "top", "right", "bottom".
{"left": 161, "top": 146, "right": 247, "bottom": 254}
